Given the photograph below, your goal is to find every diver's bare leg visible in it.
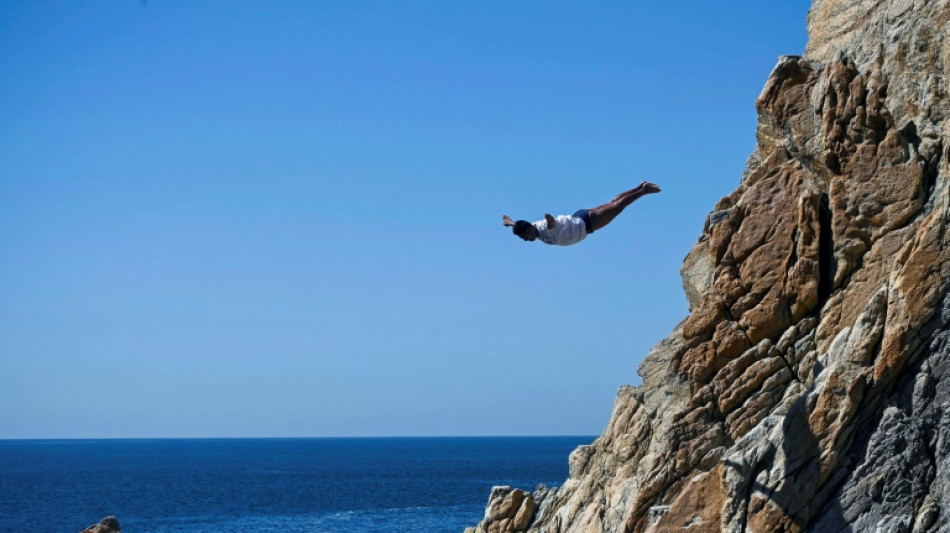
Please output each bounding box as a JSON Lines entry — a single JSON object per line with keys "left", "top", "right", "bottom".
{"left": 589, "top": 182, "right": 660, "bottom": 232}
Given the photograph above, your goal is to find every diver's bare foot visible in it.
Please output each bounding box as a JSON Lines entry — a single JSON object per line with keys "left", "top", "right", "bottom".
{"left": 641, "top": 181, "right": 661, "bottom": 194}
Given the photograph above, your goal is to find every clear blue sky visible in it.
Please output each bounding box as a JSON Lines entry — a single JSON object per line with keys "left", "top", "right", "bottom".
{"left": 0, "top": 1, "right": 810, "bottom": 438}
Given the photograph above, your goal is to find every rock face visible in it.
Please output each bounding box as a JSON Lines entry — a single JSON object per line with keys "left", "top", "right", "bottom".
{"left": 471, "top": 1, "right": 950, "bottom": 531}
{"left": 466, "top": 486, "right": 548, "bottom": 533}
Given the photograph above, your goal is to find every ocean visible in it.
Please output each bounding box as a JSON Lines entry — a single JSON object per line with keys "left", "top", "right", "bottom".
{"left": 0, "top": 436, "right": 593, "bottom": 532}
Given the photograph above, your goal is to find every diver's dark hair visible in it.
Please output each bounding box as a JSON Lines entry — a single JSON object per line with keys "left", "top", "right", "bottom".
{"left": 512, "top": 220, "right": 534, "bottom": 239}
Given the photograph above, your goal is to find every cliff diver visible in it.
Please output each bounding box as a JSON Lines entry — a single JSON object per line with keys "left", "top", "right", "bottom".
{"left": 502, "top": 181, "right": 660, "bottom": 246}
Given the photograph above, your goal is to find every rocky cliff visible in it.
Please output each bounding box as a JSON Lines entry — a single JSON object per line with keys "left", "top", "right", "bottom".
{"left": 469, "top": 1, "right": 950, "bottom": 532}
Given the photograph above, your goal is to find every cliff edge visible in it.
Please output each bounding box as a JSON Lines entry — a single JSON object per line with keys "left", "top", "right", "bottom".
{"left": 470, "top": 1, "right": 950, "bottom": 531}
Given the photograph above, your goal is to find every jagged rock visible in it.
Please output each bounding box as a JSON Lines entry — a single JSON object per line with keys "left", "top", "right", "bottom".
{"left": 471, "top": 486, "right": 542, "bottom": 533}
{"left": 512, "top": 495, "right": 537, "bottom": 530}
{"left": 80, "top": 516, "right": 120, "bottom": 533}
{"left": 469, "top": 0, "right": 950, "bottom": 532}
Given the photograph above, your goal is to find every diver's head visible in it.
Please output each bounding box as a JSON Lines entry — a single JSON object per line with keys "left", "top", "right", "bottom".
{"left": 512, "top": 220, "right": 539, "bottom": 241}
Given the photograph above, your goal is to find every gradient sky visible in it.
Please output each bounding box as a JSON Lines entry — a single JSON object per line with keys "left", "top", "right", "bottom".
{"left": 0, "top": 1, "right": 810, "bottom": 438}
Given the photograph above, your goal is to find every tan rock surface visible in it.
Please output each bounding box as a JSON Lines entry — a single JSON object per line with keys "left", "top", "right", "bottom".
{"left": 472, "top": 1, "right": 950, "bottom": 531}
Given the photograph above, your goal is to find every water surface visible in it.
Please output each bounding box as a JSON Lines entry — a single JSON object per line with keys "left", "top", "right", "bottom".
{"left": 0, "top": 436, "right": 592, "bottom": 532}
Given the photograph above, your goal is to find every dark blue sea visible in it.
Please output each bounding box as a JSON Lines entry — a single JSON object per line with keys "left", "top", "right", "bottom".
{"left": 0, "top": 436, "right": 593, "bottom": 532}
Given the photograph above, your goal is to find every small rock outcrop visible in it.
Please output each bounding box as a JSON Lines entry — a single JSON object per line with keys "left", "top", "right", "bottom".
{"left": 80, "top": 516, "right": 121, "bottom": 533}
{"left": 471, "top": 0, "right": 950, "bottom": 531}
{"left": 467, "top": 486, "right": 553, "bottom": 533}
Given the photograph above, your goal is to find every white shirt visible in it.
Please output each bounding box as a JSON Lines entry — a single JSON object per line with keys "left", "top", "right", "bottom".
{"left": 533, "top": 215, "right": 588, "bottom": 246}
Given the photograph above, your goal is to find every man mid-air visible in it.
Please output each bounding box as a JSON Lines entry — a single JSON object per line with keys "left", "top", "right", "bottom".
{"left": 502, "top": 181, "right": 660, "bottom": 246}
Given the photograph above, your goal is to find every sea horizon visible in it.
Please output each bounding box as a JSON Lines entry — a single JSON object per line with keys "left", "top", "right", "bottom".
{"left": 0, "top": 435, "right": 594, "bottom": 532}
{"left": 0, "top": 434, "right": 596, "bottom": 441}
